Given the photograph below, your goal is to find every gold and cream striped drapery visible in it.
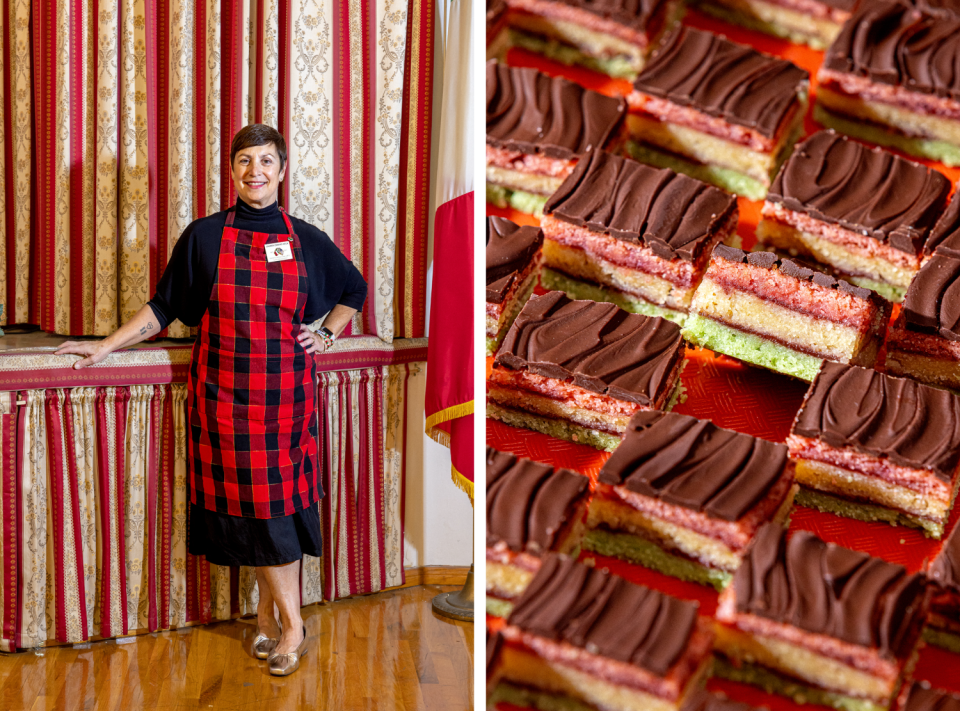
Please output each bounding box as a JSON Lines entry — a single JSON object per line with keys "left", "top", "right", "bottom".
{"left": 0, "top": 0, "right": 435, "bottom": 340}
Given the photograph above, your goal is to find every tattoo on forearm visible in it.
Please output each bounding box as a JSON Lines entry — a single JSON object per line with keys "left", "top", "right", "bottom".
{"left": 139, "top": 322, "right": 155, "bottom": 336}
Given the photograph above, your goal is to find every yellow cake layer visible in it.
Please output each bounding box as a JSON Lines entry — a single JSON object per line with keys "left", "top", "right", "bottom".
{"left": 885, "top": 350, "right": 960, "bottom": 392}
{"left": 509, "top": 12, "right": 645, "bottom": 71}
{"left": 794, "top": 458, "right": 947, "bottom": 522}
{"left": 818, "top": 87, "right": 960, "bottom": 150}
{"left": 543, "top": 239, "right": 694, "bottom": 310}
{"left": 756, "top": 219, "right": 916, "bottom": 291}
{"left": 689, "top": 277, "right": 864, "bottom": 361}
{"left": 487, "top": 27, "right": 512, "bottom": 61}
{"left": 626, "top": 114, "right": 779, "bottom": 183}
{"left": 488, "top": 383, "right": 631, "bottom": 433}
{"left": 501, "top": 645, "right": 697, "bottom": 711}
{"left": 714, "top": 624, "right": 891, "bottom": 702}
{"left": 487, "top": 560, "right": 535, "bottom": 600}
{"left": 588, "top": 497, "right": 742, "bottom": 571}
{"left": 702, "top": 0, "right": 842, "bottom": 47}
{"left": 487, "top": 165, "right": 565, "bottom": 197}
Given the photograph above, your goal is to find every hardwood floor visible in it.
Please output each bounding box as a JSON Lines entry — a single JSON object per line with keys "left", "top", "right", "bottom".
{"left": 0, "top": 584, "right": 474, "bottom": 711}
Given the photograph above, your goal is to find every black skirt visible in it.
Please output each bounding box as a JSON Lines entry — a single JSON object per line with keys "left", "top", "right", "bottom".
{"left": 187, "top": 502, "right": 323, "bottom": 567}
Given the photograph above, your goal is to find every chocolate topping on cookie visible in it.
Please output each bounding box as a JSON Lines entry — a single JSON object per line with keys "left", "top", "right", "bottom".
{"left": 487, "top": 61, "right": 626, "bottom": 160}
{"left": 496, "top": 292, "right": 684, "bottom": 406}
{"left": 599, "top": 411, "right": 787, "bottom": 522}
{"left": 487, "top": 217, "right": 544, "bottom": 304}
{"left": 899, "top": 682, "right": 960, "bottom": 711}
{"left": 929, "top": 523, "right": 960, "bottom": 593}
{"left": 792, "top": 362, "right": 960, "bottom": 480}
{"left": 545, "top": 151, "right": 737, "bottom": 262}
{"left": 733, "top": 524, "right": 927, "bottom": 659}
{"left": 768, "top": 131, "right": 950, "bottom": 255}
{"left": 486, "top": 447, "right": 589, "bottom": 553}
{"left": 635, "top": 27, "right": 808, "bottom": 138}
{"left": 902, "top": 252, "right": 960, "bottom": 340}
{"left": 508, "top": 553, "right": 699, "bottom": 676}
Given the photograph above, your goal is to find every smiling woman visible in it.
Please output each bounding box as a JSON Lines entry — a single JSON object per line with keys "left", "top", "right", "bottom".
{"left": 53, "top": 123, "right": 368, "bottom": 677}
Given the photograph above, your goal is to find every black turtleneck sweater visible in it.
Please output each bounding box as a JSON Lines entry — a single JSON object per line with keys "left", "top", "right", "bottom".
{"left": 147, "top": 198, "right": 367, "bottom": 330}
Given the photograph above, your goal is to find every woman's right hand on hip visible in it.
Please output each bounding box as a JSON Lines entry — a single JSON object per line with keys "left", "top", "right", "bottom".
{"left": 55, "top": 341, "right": 108, "bottom": 369}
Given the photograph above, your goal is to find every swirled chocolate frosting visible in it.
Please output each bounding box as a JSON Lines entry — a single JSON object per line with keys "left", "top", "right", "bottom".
{"left": 713, "top": 244, "right": 879, "bottom": 302}
{"left": 902, "top": 252, "right": 960, "bottom": 340}
{"left": 900, "top": 682, "right": 960, "bottom": 711}
{"left": 487, "top": 61, "right": 626, "bottom": 160}
{"left": 733, "top": 524, "right": 927, "bottom": 659}
{"left": 923, "top": 191, "right": 960, "bottom": 258}
{"left": 767, "top": 131, "right": 950, "bottom": 255}
{"left": 486, "top": 446, "right": 589, "bottom": 553}
{"left": 681, "top": 688, "right": 766, "bottom": 711}
{"left": 823, "top": 2, "right": 960, "bottom": 101}
{"left": 487, "top": 217, "right": 544, "bottom": 304}
{"left": 929, "top": 522, "right": 960, "bottom": 593}
{"left": 599, "top": 411, "right": 788, "bottom": 522}
{"left": 495, "top": 291, "right": 685, "bottom": 406}
{"left": 508, "top": 553, "right": 699, "bottom": 676}
{"left": 908, "top": 0, "right": 960, "bottom": 17}
{"left": 545, "top": 150, "right": 737, "bottom": 262}
{"left": 634, "top": 27, "right": 808, "bottom": 138}
{"left": 792, "top": 362, "right": 960, "bottom": 480}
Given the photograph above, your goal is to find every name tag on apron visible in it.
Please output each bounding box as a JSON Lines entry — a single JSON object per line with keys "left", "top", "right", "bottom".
{"left": 265, "top": 241, "right": 293, "bottom": 262}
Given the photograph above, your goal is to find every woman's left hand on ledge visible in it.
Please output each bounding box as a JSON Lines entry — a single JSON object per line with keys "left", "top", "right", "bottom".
{"left": 55, "top": 341, "right": 108, "bottom": 369}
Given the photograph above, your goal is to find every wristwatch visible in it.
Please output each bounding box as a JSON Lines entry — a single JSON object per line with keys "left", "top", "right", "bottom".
{"left": 318, "top": 326, "right": 336, "bottom": 351}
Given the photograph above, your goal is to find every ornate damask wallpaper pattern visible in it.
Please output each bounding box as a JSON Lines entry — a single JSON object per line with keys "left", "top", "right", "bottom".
{"left": 0, "top": 0, "right": 435, "bottom": 342}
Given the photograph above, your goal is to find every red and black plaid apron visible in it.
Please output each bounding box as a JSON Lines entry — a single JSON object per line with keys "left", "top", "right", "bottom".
{"left": 188, "top": 207, "right": 319, "bottom": 519}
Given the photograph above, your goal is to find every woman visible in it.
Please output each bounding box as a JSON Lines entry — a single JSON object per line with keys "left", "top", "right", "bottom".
{"left": 55, "top": 124, "right": 367, "bottom": 676}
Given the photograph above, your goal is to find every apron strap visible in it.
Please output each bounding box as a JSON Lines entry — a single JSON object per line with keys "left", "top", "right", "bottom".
{"left": 224, "top": 207, "right": 237, "bottom": 227}
{"left": 278, "top": 206, "right": 295, "bottom": 237}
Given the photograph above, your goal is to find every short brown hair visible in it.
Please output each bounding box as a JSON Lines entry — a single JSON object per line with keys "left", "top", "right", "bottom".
{"left": 230, "top": 124, "right": 287, "bottom": 169}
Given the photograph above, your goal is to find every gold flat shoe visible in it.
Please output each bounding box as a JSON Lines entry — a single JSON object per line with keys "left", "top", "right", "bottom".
{"left": 253, "top": 619, "right": 282, "bottom": 659}
{"left": 267, "top": 626, "right": 308, "bottom": 676}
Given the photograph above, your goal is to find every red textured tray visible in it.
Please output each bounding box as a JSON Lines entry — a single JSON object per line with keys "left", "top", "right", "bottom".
{"left": 487, "top": 7, "right": 960, "bottom": 708}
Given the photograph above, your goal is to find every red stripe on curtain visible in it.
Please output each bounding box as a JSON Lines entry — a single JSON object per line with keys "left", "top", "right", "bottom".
{"left": 357, "top": 372, "right": 372, "bottom": 588}
{"left": 278, "top": 0, "right": 291, "bottom": 209}
{"left": 2, "top": 1, "right": 16, "bottom": 318}
{"left": 220, "top": 0, "right": 244, "bottom": 210}
{"left": 0, "top": 402, "right": 19, "bottom": 649}
{"left": 399, "top": 365, "right": 409, "bottom": 583}
{"left": 13, "top": 397, "right": 25, "bottom": 648}
{"left": 159, "top": 385, "right": 174, "bottom": 628}
{"left": 146, "top": 0, "right": 171, "bottom": 322}
{"left": 343, "top": 374, "right": 359, "bottom": 594}
{"left": 193, "top": 0, "right": 207, "bottom": 218}
{"left": 411, "top": 0, "right": 434, "bottom": 338}
{"left": 371, "top": 370, "right": 386, "bottom": 590}
{"left": 68, "top": 0, "right": 84, "bottom": 334}
{"left": 147, "top": 389, "right": 161, "bottom": 631}
{"left": 255, "top": 0, "right": 265, "bottom": 124}
{"left": 64, "top": 391, "right": 90, "bottom": 639}
{"left": 332, "top": 0, "right": 350, "bottom": 261}
{"left": 114, "top": 388, "right": 130, "bottom": 634}
{"left": 32, "top": 0, "right": 56, "bottom": 330}
{"left": 361, "top": 0, "right": 376, "bottom": 336}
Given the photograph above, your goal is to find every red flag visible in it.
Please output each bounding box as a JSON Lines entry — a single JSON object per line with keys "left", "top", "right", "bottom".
{"left": 425, "top": 193, "right": 474, "bottom": 499}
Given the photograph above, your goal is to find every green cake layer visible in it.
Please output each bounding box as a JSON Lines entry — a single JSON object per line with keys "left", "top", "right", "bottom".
{"left": 841, "top": 275, "right": 905, "bottom": 304}
{"left": 486, "top": 401, "right": 623, "bottom": 452}
{"left": 486, "top": 183, "right": 549, "bottom": 217}
{"left": 681, "top": 314, "right": 822, "bottom": 382}
{"left": 794, "top": 486, "right": 943, "bottom": 538}
{"left": 922, "top": 625, "right": 960, "bottom": 654}
{"left": 626, "top": 140, "right": 768, "bottom": 200}
{"left": 510, "top": 31, "right": 642, "bottom": 80}
{"left": 486, "top": 596, "right": 514, "bottom": 619}
{"left": 583, "top": 528, "right": 732, "bottom": 590}
{"left": 814, "top": 103, "right": 960, "bottom": 169}
{"left": 540, "top": 267, "right": 687, "bottom": 325}
{"left": 489, "top": 683, "right": 596, "bottom": 711}
{"left": 695, "top": 1, "right": 831, "bottom": 49}
{"left": 713, "top": 657, "right": 887, "bottom": 711}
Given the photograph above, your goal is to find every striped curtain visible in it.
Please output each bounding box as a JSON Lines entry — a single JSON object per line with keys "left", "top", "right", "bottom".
{"left": 0, "top": 0, "right": 434, "bottom": 341}
{"left": 0, "top": 362, "right": 423, "bottom": 650}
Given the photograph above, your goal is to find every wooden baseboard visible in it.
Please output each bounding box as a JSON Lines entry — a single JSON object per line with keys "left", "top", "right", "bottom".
{"left": 397, "top": 565, "right": 470, "bottom": 588}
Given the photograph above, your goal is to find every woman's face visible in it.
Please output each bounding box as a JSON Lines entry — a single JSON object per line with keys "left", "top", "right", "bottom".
{"left": 231, "top": 143, "right": 286, "bottom": 209}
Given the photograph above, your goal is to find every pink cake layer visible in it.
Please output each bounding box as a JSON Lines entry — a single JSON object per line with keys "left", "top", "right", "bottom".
{"left": 887, "top": 312, "right": 960, "bottom": 361}
{"left": 540, "top": 211, "right": 737, "bottom": 289}
{"left": 505, "top": 0, "right": 662, "bottom": 48}
{"left": 716, "top": 589, "right": 901, "bottom": 687}
{"left": 819, "top": 68, "right": 960, "bottom": 122}
{"left": 596, "top": 462, "right": 795, "bottom": 551}
{"left": 487, "top": 256, "right": 541, "bottom": 328}
{"left": 707, "top": 257, "right": 883, "bottom": 331}
{"left": 487, "top": 544, "right": 546, "bottom": 573}
{"left": 762, "top": 202, "right": 922, "bottom": 271}
{"left": 786, "top": 434, "right": 953, "bottom": 504}
{"left": 625, "top": 93, "right": 801, "bottom": 153}
{"left": 501, "top": 619, "right": 714, "bottom": 700}
{"left": 487, "top": 145, "right": 579, "bottom": 179}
